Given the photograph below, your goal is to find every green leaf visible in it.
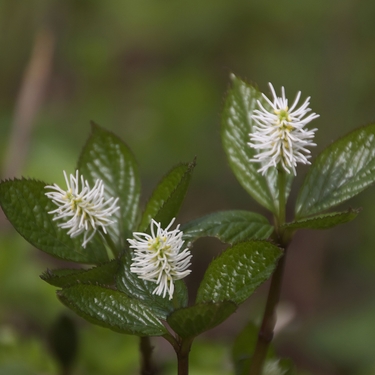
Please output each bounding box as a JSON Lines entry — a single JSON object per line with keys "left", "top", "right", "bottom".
{"left": 196, "top": 241, "right": 281, "bottom": 305}
{"left": 296, "top": 123, "right": 375, "bottom": 218}
{"left": 77, "top": 123, "right": 141, "bottom": 250}
{"left": 41, "top": 260, "right": 119, "bottom": 288}
{"left": 58, "top": 284, "right": 168, "bottom": 336}
{"left": 221, "top": 75, "right": 293, "bottom": 214}
{"left": 167, "top": 301, "right": 237, "bottom": 339}
{"left": 0, "top": 179, "right": 108, "bottom": 263}
{"left": 283, "top": 209, "right": 359, "bottom": 231}
{"left": 181, "top": 210, "right": 273, "bottom": 245}
{"left": 138, "top": 160, "right": 195, "bottom": 232}
{"left": 232, "top": 321, "right": 275, "bottom": 375}
{"left": 116, "top": 252, "right": 188, "bottom": 320}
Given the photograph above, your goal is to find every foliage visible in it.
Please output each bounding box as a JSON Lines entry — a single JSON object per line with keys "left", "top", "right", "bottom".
{"left": 3, "top": 1, "right": 375, "bottom": 373}
{"left": 2, "top": 74, "right": 375, "bottom": 374}
{"left": 0, "top": 122, "right": 283, "bottom": 373}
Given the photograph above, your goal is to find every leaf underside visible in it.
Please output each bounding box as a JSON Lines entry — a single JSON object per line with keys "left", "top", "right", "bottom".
{"left": 41, "top": 259, "right": 119, "bottom": 288}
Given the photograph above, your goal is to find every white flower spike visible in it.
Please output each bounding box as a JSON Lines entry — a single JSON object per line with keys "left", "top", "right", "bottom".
{"left": 45, "top": 171, "right": 119, "bottom": 248}
{"left": 249, "top": 83, "right": 319, "bottom": 175}
{"left": 128, "top": 218, "right": 192, "bottom": 300}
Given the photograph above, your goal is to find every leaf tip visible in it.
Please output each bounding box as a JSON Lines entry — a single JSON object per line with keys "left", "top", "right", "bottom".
{"left": 189, "top": 157, "right": 197, "bottom": 170}
{"left": 40, "top": 268, "right": 52, "bottom": 281}
{"left": 229, "top": 72, "right": 237, "bottom": 82}
{"left": 90, "top": 120, "right": 100, "bottom": 131}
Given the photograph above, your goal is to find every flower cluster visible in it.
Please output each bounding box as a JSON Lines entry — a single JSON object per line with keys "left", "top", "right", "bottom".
{"left": 45, "top": 171, "right": 119, "bottom": 247}
{"left": 128, "top": 218, "right": 192, "bottom": 300}
{"left": 249, "top": 83, "right": 319, "bottom": 175}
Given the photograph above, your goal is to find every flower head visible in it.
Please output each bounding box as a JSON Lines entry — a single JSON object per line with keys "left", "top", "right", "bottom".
{"left": 249, "top": 83, "right": 319, "bottom": 175}
{"left": 45, "top": 171, "right": 119, "bottom": 247}
{"left": 128, "top": 218, "right": 192, "bottom": 300}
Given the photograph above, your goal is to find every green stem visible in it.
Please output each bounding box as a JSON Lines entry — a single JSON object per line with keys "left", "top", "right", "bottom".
{"left": 249, "top": 168, "right": 289, "bottom": 375}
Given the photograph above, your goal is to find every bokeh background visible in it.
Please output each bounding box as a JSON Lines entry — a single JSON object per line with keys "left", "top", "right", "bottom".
{"left": 1, "top": 1, "right": 375, "bottom": 374}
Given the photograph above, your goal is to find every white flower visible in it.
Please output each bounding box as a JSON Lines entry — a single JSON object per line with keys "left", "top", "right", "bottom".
{"left": 249, "top": 83, "right": 319, "bottom": 175}
{"left": 45, "top": 171, "right": 119, "bottom": 248}
{"left": 128, "top": 218, "right": 192, "bottom": 300}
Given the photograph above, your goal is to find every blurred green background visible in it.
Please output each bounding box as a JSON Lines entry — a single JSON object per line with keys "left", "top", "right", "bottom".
{"left": 1, "top": 1, "right": 375, "bottom": 374}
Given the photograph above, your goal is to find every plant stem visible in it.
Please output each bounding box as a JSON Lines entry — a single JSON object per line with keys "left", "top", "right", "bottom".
{"left": 248, "top": 248, "right": 288, "bottom": 375}
{"left": 177, "top": 352, "right": 189, "bottom": 375}
{"left": 140, "top": 337, "right": 157, "bottom": 375}
{"left": 249, "top": 169, "right": 289, "bottom": 375}
{"left": 276, "top": 168, "right": 286, "bottom": 230}
{"left": 163, "top": 334, "right": 192, "bottom": 375}
{"left": 176, "top": 338, "right": 192, "bottom": 375}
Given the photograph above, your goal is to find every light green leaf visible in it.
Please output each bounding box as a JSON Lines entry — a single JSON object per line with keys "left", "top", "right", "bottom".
{"left": 196, "top": 241, "right": 281, "bottom": 305}
{"left": 283, "top": 209, "right": 359, "bottom": 231}
{"left": 58, "top": 284, "right": 168, "bottom": 336}
{"left": 181, "top": 210, "right": 273, "bottom": 245}
{"left": 77, "top": 123, "right": 141, "bottom": 250}
{"left": 262, "top": 359, "right": 296, "bottom": 375}
{"left": 138, "top": 160, "right": 195, "bottom": 232}
{"left": 296, "top": 124, "right": 375, "bottom": 218}
{"left": 221, "top": 75, "right": 293, "bottom": 214}
{"left": 41, "top": 260, "right": 119, "bottom": 288}
{"left": 116, "top": 252, "right": 188, "bottom": 320}
{"left": 0, "top": 179, "right": 108, "bottom": 263}
{"left": 167, "top": 301, "right": 237, "bottom": 339}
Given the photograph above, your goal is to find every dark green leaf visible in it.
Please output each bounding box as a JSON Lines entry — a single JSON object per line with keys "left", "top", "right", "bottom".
{"left": 232, "top": 321, "right": 274, "bottom": 375}
{"left": 58, "top": 284, "right": 167, "bottom": 336}
{"left": 181, "top": 210, "right": 273, "bottom": 245}
{"left": 41, "top": 260, "right": 119, "bottom": 288}
{"left": 221, "top": 75, "right": 293, "bottom": 214}
{"left": 283, "top": 209, "right": 359, "bottom": 231}
{"left": 77, "top": 123, "right": 141, "bottom": 250}
{"left": 0, "top": 179, "right": 108, "bottom": 263}
{"left": 196, "top": 241, "right": 281, "bottom": 305}
{"left": 167, "top": 301, "right": 237, "bottom": 339}
{"left": 138, "top": 160, "right": 195, "bottom": 232}
{"left": 296, "top": 124, "right": 375, "bottom": 218}
{"left": 116, "top": 252, "right": 188, "bottom": 320}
